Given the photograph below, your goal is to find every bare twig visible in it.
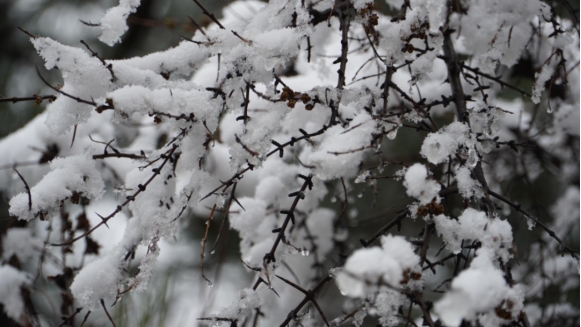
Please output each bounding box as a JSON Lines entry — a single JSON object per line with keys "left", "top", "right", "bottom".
{"left": 100, "top": 300, "right": 117, "bottom": 327}
{"left": 13, "top": 168, "right": 32, "bottom": 211}
{"left": 192, "top": 0, "right": 225, "bottom": 29}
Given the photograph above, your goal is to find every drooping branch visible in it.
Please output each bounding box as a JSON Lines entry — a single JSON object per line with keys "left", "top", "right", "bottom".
{"left": 264, "top": 174, "right": 313, "bottom": 264}
{"left": 51, "top": 145, "right": 178, "bottom": 246}
{"left": 278, "top": 273, "right": 334, "bottom": 327}
{"left": 488, "top": 190, "right": 578, "bottom": 259}
{"left": 192, "top": 0, "right": 225, "bottom": 29}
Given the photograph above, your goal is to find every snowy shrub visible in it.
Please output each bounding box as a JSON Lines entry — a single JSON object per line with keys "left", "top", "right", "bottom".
{"left": 0, "top": 0, "right": 578, "bottom": 326}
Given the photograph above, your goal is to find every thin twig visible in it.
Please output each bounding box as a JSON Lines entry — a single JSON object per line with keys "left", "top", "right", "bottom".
{"left": 192, "top": 0, "right": 225, "bottom": 29}
{"left": 13, "top": 168, "right": 32, "bottom": 211}
{"left": 100, "top": 300, "right": 117, "bottom": 327}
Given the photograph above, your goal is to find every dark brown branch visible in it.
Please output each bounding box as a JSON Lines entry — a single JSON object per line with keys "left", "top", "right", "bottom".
{"left": 386, "top": 81, "right": 438, "bottom": 130}
{"left": 80, "top": 40, "right": 117, "bottom": 82}
{"left": 442, "top": 30, "right": 469, "bottom": 124}
{"left": 0, "top": 95, "right": 56, "bottom": 104}
{"left": 422, "top": 253, "right": 458, "bottom": 271}
{"left": 411, "top": 292, "right": 435, "bottom": 327}
{"left": 336, "top": 2, "right": 351, "bottom": 89}
{"left": 419, "top": 223, "right": 434, "bottom": 267}
{"left": 359, "top": 210, "right": 408, "bottom": 247}
{"left": 18, "top": 26, "right": 37, "bottom": 38}
{"left": 459, "top": 63, "right": 531, "bottom": 97}
{"left": 279, "top": 272, "right": 333, "bottom": 327}
{"left": 79, "top": 20, "right": 100, "bottom": 27}
{"left": 210, "top": 183, "right": 238, "bottom": 254}
{"left": 192, "top": 0, "right": 225, "bottom": 29}
{"left": 13, "top": 168, "right": 32, "bottom": 211}
{"left": 187, "top": 15, "right": 209, "bottom": 39}
{"left": 79, "top": 310, "right": 91, "bottom": 327}
{"left": 200, "top": 125, "right": 330, "bottom": 202}
{"left": 201, "top": 204, "right": 217, "bottom": 285}
{"left": 231, "top": 30, "right": 252, "bottom": 44}
{"left": 92, "top": 153, "right": 146, "bottom": 160}
{"left": 488, "top": 190, "right": 578, "bottom": 258}
{"left": 442, "top": 29, "right": 496, "bottom": 215}
{"left": 36, "top": 66, "right": 114, "bottom": 111}
{"left": 100, "top": 299, "right": 117, "bottom": 327}
{"left": 330, "top": 302, "right": 367, "bottom": 327}
{"left": 236, "top": 83, "right": 251, "bottom": 123}
{"left": 56, "top": 308, "right": 83, "bottom": 327}
{"left": 264, "top": 174, "right": 313, "bottom": 264}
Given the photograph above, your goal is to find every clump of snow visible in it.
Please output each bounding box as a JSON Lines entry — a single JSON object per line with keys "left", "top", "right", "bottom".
{"left": 99, "top": 0, "right": 141, "bottom": 46}
{"left": 335, "top": 235, "right": 421, "bottom": 298}
{"left": 70, "top": 251, "right": 123, "bottom": 310}
{"left": 532, "top": 64, "right": 554, "bottom": 104}
{"left": 0, "top": 265, "right": 31, "bottom": 322}
{"left": 420, "top": 122, "right": 471, "bottom": 165}
{"left": 301, "top": 112, "right": 377, "bottom": 180}
{"left": 470, "top": 105, "right": 507, "bottom": 138}
{"left": 434, "top": 248, "right": 523, "bottom": 327}
{"left": 9, "top": 154, "right": 105, "bottom": 221}
{"left": 123, "top": 162, "right": 180, "bottom": 240}
{"left": 375, "top": 288, "right": 409, "bottom": 327}
{"left": 355, "top": 170, "right": 370, "bottom": 184}
{"left": 403, "top": 164, "right": 441, "bottom": 205}
{"left": 230, "top": 197, "right": 268, "bottom": 236}
{"left": 455, "top": 166, "right": 484, "bottom": 199}
{"left": 434, "top": 208, "right": 513, "bottom": 262}
{"left": 214, "top": 288, "right": 261, "bottom": 320}
{"left": 31, "top": 37, "right": 112, "bottom": 135}
{"left": 130, "top": 238, "right": 160, "bottom": 292}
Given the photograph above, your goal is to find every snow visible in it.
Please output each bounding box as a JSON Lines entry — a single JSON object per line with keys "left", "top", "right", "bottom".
{"left": 375, "top": 289, "right": 409, "bottom": 327}
{"left": 301, "top": 111, "right": 377, "bottom": 180}
{"left": 420, "top": 122, "right": 471, "bottom": 165}
{"left": 9, "top": 153, "right": 105, "bottom": 221}
{"left": 31, "top": 37, "right": 112, "bottom": 135}
{"left": 213, "top": 288, "right": 261, "bottom": 320}
{"left": 455, "top": 166, "right": 484, "bottom": 199}
{"left": 98, "top": 0, "right": 141, "bottom": 46}
{"left": 403, "top": 163, "right": 441, "bottom": 205}
{"left": 335, "top": 235, "right": 421, "bottom": 298}
{"left": 0, "top": 265, "right": 31, "bottom": 322}
{"left": 70, "top": 251, "right": 123, "bottom": 310}
{"left": 532, "top": 64, "right": 554, "bottom": 104}
{"left": 0, "top": 0, "right": 577, "bottom": 325}
{"left": 434, "top": 248, "right": 523, "bottom": 326}
{"left": 434, "top": 208, "right": 513, "bottom": 262}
